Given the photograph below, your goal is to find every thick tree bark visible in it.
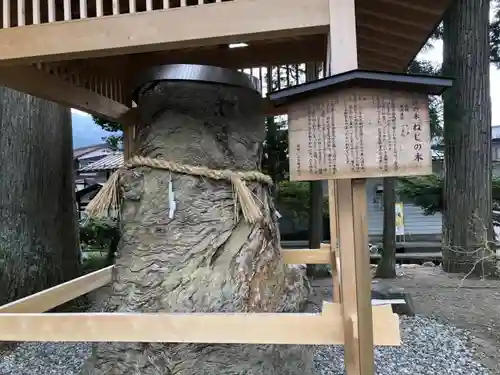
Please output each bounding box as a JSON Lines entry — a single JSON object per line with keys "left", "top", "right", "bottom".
{"left": 82, "top": 81, "right": 313, "bottom": 374}
{"left": 442, "top": 0, "right": 496, "bottom": 276}
{"left": 375, "top": 177, "right": 397, "bottom": 278}
{"left": 0, "top": 87, "right": 81, "bottom": 306}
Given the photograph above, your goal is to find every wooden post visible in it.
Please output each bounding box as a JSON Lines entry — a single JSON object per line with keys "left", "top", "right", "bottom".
{"left": 123, "top": 124, "right": 135, "bottom": 160}
{"left": 327, "top": 181, "right": 340, "bottom": 303}
{"left": 122, "top": 102, "right": 137, "bottom": 160}
{"left": 327, "top": 0, "right": 374, "bottom": 373}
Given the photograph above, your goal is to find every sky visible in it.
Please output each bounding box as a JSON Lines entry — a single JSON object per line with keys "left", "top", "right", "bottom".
{"left": 418, "top": 39, "right": 500, "bottom": 125}
{"left": 71, "top": 109, "right": 117, "bottom": 148}
{"left": 72, "top": 40, "right": 500, "bottom": 148}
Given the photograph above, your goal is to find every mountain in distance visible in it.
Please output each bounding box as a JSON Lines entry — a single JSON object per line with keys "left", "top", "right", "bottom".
{"left": 72, "top": 109, "right": 121, "bottom": 148}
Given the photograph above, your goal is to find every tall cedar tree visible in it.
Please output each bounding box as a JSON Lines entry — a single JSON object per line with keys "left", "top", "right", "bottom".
{"left": 0, "top": 88, "right": 81, "bottom": 305}
{"left": 442, "top": 0, "right": 495, "bottom": 275}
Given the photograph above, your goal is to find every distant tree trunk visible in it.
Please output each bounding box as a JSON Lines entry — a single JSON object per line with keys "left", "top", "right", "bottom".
{"left": 0, "top": 88, "right": 81, "bottom": 306}
{"left": 442, "top": 0, "right": 496, "bottom": 276}
{"left": 82, "top": 80, "right": 312, "bottom": 374}
{"left": 376, "top": 177, "right": 397, "bottom": 278}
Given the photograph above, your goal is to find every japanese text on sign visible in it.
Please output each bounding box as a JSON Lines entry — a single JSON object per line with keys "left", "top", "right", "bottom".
{"left": 288, "top": 87, "right": 432, "bottom": 181}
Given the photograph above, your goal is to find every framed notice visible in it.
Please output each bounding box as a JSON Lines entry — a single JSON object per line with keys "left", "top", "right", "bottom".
{"left": 287, "top": 87, "right": 432, "bottom": 181}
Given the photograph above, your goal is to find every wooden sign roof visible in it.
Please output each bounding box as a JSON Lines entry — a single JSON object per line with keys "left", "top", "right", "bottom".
{"left": 268, "top": 70, "right": 454, "bottom": 108}
{"left": 0, "top": 0, "right": 453, "bottom": 121}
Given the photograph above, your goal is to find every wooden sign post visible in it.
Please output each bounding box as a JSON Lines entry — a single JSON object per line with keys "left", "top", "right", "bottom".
{"left": 269, "top": 70, "right": 452, "bottom": 375}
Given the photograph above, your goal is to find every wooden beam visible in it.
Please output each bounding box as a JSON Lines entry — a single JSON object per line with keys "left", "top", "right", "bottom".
{"left": 357, "top": 13, "right": 429, "bottom": 42}
{"left": 0, "top": 246, "right": 334, "bottom": 314}
{"left": 336, "top": 179, "right": 376, "bottom": 375}
{"left": 129, "top": 36, "right": 328, "bottom": 71}
{"left": 352, "top": 179, "right": 375, "bottom": 373}
{"left": 377, "top": 0, "right": 444, "bottom": 16}
{"left": 329, "top": 0, "right": 375, "bottom": 373}
{"left": 0, "top": 65, "right": 130, "bottom": 120}
{"left": 359, "top": 46, "right": 409, "bottom": 63}
{"left": 357, "top": 7, "right": 430, "bottom": 31}
{"left": 0, "top": 266, "right": 113, "bottom": 313}
{"left": 328, "top": 181, "right": 341, "bottom": 303}
{"left": 358, "top": 23, "right": 423, "bottom": 43}
{"left": 281, "top": 248, "right": 331, "bottom": 264}
{"left": 0, "top": 302, "right": 399, "bottom": 345}
{"left": 359, "top": 55, "right": 404, "bottom": 71}
{"left": 117, "top": 107, "right": 139, "bottom": 127}
{"left": 0, "top": 0, "right": 330, "bottom": 66}
{"left": 357, "top": 35, "right": 415, "bottom": 54}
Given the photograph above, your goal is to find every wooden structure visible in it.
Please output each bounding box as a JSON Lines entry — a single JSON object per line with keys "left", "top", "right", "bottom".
{"left": 269, "top": 70, "right": 451, "bottom": 374}
{"left": 0, "top": 0, "right": 453, "bottom": 374}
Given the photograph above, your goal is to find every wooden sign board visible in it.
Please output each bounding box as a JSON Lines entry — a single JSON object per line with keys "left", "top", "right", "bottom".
{"left": 288, "top": 87, "right": 432, "bottom": 181}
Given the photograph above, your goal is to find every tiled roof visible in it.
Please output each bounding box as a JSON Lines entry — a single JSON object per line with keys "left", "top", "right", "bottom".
{"left": 73, "top": 143, "right": 108, "bottom": 159}
{"left": 78, "top": 152, "right": 123, "bottom": 172}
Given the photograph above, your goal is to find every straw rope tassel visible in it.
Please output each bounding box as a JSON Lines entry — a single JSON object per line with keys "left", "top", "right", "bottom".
{"left": 85, "top": 156, "right": 273, "bottom": 224}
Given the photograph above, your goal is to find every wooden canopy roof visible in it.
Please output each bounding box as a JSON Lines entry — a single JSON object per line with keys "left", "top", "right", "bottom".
{"left": 0, "top": 0, "right": 452, "bottom": 121}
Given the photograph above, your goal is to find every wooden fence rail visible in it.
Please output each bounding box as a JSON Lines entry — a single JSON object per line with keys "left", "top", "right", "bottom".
{"left": 0, "top": 248, "right": 399, "bottom": 346}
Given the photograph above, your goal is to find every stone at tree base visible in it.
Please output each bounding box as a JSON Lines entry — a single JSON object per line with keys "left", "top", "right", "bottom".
{"left": 81, "top": 76, "right": 313, "bottom": 374}
{"left": 371, "top": 283, "right": 415, "bottom": 317}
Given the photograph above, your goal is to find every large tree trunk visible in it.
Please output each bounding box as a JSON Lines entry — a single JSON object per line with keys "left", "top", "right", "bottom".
{"left": 0, "top": 87, "right": 81, "bottom": 306}
{"left": 82, "top": 80, "right": 313, "bottom": 374}
{"left": 375, "top": 177, "right": 397, "bottom": 278}
{"left": 442, "top": 0, "right": 496, "bottom": 276}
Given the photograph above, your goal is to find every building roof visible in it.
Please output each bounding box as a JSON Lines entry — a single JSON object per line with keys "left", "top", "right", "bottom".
{"left": 78, "top": 152, "right": 124, "bottom": 172}
{"left": 73, "top": 144, "right": 108, "bottom": 159}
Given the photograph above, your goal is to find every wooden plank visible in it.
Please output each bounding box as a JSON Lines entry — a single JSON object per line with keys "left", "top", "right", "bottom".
{"left": 0, "top": 266, "right": 113, "bottom": 313}
{"left": 352, "top": 179, "right": 375, "bottom": 375}
{"left": 328, "top": 0, "right": 357, "bottom": 76}
{"left": 0, "top": 65, "right": 130, "bottom": 121}
{"left": 0, "top": 0, "right": 329, "bottom": 66}
{"left": 336, "top": 179, "right": 362, "bottom": 374}
{"left": 123, "top": 124, "right": 135, "bottom": 160}
{"left": 129, "top": 35, "right": 327, "bottom": 71}
{"left": 328, "top": 1, "right": 375, "bottom": 373}
{"left": 328, "top": 181, "right": 341, "bottom": 303}
{"left": 0, "top": 302, "right": 399, "bottom": 345}
{"left": 281, "top": 248, "right": 331, "bottom": 264}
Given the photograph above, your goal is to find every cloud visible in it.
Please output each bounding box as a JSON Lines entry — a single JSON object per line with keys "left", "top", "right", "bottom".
{"left": 72, "top": 113, "right": 120, "bottom": 148}
{"left": 71, "top": 108, "right": 91, "bottom": 117}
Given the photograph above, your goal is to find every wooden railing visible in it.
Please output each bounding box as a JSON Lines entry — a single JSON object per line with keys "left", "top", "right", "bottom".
{"left": 0, "top": 247, "right": 399, "bottom": 345}
{"left": 2, "top": 0, "right": 233, "bottom": 29}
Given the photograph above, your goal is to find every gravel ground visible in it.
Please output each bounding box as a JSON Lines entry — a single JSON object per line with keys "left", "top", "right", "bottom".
{"left": 374, "top": 265, "right": 500, "bottom": 374}
{"left": 0, "top": 315, "right": 489, "bottom": 375}
{"left": 0, "top": 342, "right": 90, "bottom": 375}
{"left": 314, "top": 316, "right": 490, "bottom": 375}
{"left": 1, "top": 266, "right": 497, "bottom": 375}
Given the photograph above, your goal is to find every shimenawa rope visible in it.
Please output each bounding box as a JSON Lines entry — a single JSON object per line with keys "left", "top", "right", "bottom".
{"left": 85, "top": 156, "right": 273, "bottom": 224}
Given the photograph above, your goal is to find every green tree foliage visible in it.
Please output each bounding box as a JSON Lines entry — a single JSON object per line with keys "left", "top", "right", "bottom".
{"left": 407, "top": 59, "right": 443, "bottom": 138}
{"left": 92, "top": 116, "right": 123, "bottom": 150}
{"left": 397, "top": 175, "right": 444, "bottom": 215}
{"left": 398, "top": 175, "right": 500, "bottom": 215}
{"left": 489, "top": 0, "right": 500, "bottom": 67}
{"left": 261, "top": 116, "right": 289, "bottom": 183}
{"left": 79, "top": 217, "right": 120, "bottom": 266}
{"left": 275, "top": 181, "right": 328, "bottom": 222}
